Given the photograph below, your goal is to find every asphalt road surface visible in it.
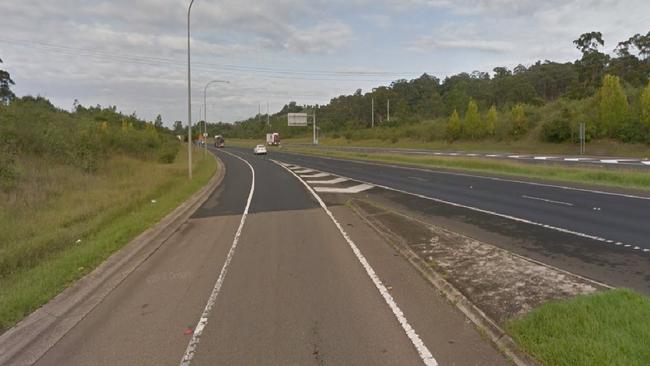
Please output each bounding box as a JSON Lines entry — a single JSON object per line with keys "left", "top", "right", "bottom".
{"left": 269, "top": 149, "right": 650, "bottom": 294}
{"left": 31, "top": 147, "right": 507, "bottom": 365}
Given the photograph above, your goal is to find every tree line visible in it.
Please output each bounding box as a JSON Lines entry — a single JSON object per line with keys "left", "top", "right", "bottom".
{"left": 224, "top": 31, "right": 650, "bottom": 144}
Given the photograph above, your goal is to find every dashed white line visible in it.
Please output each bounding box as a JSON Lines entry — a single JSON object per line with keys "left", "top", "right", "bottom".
{"left": 314, "top": 183, "right": 374, "bottom": 194}
{"left": 294, "top": 168, "right": 315, "bottom": 174}
{"left": 306, "top": 177, "right": 348, "bottom": 184}
{"left": 522, "top": 195, "right": 574, "bottom": 207}
{"left": 180, "top": 150, "right": 255, "bottom": 366}
{"left": 300, "top": 172, "right": 329, "bottom": 178}
{"left": 274, "top": 160, "right": 438, "bottom": 366}
{"left": 600, "top": 159, "right": 619, "bottom": 164}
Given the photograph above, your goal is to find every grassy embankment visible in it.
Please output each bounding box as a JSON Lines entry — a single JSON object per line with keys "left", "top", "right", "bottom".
{"left": 508, "top": 288, "right": 650, "bottom": 366}
{"left": 0, "top": 147, "right": 216, "bottom": 332}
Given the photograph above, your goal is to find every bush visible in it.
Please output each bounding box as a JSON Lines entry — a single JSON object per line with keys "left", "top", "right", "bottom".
{"left": 158, "top": 141, "right": 180, "bottom": 164}
{"left": 542, "top": 118, "right": 573, "bottom": 142}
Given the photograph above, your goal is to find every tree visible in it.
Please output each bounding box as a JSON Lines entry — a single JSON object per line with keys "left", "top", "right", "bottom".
{"left": 640, "top": 82, "right": 650, "bottom": 131}
{"left": 486, "top": 105, "right": 497, "bottom": 136}
{"left": 446, "top": 109, "right": 462, "bottom": 141}
{"left": 597, "top": 74, "right": 628, "bottom": 137}
{"left": 173, "top": 120, "right": 184, "bottom": 135}
{"left": 0, "top": 58, "right": 15, "bottom": 104}
{"left": 574, "top": 32, "right": 609, "bottom": 93}
{"left": 464, "top": 99, "right": 482, "bottom": 138}
{"left": 510, "top": 104, "right": 527, "bottom": 137}
{"left": 154, "top": 114, "right": 163, "bottom": 129}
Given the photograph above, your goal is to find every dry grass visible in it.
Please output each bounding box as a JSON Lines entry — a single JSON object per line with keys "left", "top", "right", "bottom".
{"left": 0, "top": 146, "right": 216, "bottom": 331}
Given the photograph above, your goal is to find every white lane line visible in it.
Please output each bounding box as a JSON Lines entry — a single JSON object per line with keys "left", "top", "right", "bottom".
{"left": 522, "top": 195, "right": 574, "bottom": 207}
{"left": 180, "top": 150, "right": 255, "bottom": 366}
{"left": 294, "top": 169, "right": 315, "bottom": 174}
{"left": 306, "top": 177, "right": 348, "bottom": 184}
{"left": 600, "top": 159, "right": 619, "bottom": 164}
{"left": 300, "top": 172, "right": 329, "bottom": 178}
{"left": 274, "top": 160, "right": 438, "bottom": 366}
{"left": 486, "top": 154, "right": 501, "bottom": 157}
{"left": 314, "top": 183, "right": 374, "bottom": 194}
{"left": 642, "top": 161, "right": 650, "bottom": 166}
{"left": 508, "top": 155, "right": 521, "bottom": 158}
{"left": 533, "top": 156, "right": 551, "bottom": 160}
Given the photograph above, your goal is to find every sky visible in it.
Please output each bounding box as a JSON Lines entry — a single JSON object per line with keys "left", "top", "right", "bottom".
{"left": 1, "top": 0, "right": 648, "bottom": 127}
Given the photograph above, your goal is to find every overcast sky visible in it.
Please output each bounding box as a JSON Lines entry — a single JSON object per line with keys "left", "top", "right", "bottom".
{"left": 1, "top": 0, "right": 648, "bottom": 126}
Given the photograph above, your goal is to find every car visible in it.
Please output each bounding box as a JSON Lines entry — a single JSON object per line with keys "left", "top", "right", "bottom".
{"left": 253, "top": 144, "right": 267, "bottom": 155}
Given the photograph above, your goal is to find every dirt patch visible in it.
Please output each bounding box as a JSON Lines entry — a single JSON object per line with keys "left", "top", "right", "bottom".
{"left": 351, "top": 198, "right": 603, "bottom": 325}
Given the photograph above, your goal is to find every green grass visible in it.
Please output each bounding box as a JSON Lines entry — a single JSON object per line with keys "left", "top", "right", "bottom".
{"left": 507, "top": 289, "right": 650, "bottom": 366}
{"left": 0, "top": 146, "right": 216, "bottom": 332}
{"left": 279, "top": 136, "right": 650, "bottom": 158}
{"left": 278, "top": 146, "right": 650, "bottom": 191}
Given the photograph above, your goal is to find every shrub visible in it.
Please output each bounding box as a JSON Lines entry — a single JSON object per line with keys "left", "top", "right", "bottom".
{"left": 446, "top": 110, "right": 462, "bottom": 141}
{"left": 542, "top": 118, "right": 573, "bottom": 142}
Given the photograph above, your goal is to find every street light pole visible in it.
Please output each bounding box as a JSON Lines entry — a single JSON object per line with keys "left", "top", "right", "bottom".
{"left": 387, "top": 98, "right": 390, "bottom": 122}
{"left": 371, "top": 96, "right": 374, "bottom": 128}
{"left": 187, "top": 0, "right": 195, "bottom": 180}
{"left": 203, "top": 79, "right": 229, "bottom": 155}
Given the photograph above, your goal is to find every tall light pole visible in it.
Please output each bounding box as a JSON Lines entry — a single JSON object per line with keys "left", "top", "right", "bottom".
{"left": 187, "top": 0, "right": 195, "bottom": 179}
{"left": 203, "top": 79, "right": 229, "bottom": 154}
{"left": 371, "top": 87, "right": 377, "bottom": 128}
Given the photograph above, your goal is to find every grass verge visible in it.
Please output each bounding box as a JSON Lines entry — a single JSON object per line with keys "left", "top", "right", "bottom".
{"left": 279, "top": 146, "right": 650, "bottom": 191}
{"left": 0, "top": 146, "right": 216, "bottom": 332}
{"left": 507, "top": 289, "right": 650, "bottom": 366}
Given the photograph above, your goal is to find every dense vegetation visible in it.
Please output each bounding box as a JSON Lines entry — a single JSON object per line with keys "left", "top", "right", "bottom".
{"left": 215, "top": 31, "right": 650, "bottom": 146}
{"left": 0, "top": 90, "right": 179, "bottom": 191}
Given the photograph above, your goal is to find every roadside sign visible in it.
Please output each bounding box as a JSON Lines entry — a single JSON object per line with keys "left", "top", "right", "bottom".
{"left": 288, "top": 113, "right": 308, "bottom": 127}
{"left": 203, "top": 132, "right": 208, "bottom": 137}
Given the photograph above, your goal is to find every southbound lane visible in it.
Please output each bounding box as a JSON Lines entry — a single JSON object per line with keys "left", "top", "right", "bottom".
{"left": 271, "top": 151, "right": 650, "bottom": 252}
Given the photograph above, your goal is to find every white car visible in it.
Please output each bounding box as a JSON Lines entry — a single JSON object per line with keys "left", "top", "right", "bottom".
{"left": 253, "top": 144, "right": 267, "bottom": 155}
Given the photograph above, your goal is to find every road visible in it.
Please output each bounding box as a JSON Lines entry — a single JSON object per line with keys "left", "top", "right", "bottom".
{"left": 269, "top": 149, "right": 650, "bottom": 294}
{"left": 288, "top": 143, "right": 650, "bottom": 168}
{"left": 28, "top": 147, "right": 507, "bottom": 365}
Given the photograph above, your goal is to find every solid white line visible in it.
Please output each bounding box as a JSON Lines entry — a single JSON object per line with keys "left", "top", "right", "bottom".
{"left": 522, "top": 195, "right": 574, "bottom": 207}
{"left": 314, "top": 183, "right": 374, "bottom": 194}
{"left": 287, "top": 153, "right": 650, "bottom": 201}
{"left": 274, "top": 160, "right": 438, "bottom": 366}
{"left": 300, "top": 172, "right": 329, "bottom": 178}
{"left": 306, "top": 177, "right": 348, "bottom": 184}
{"left": 180, "top": 150, "right": 255, "bottom": 366}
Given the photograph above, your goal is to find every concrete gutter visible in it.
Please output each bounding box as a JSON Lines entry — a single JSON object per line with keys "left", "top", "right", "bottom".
{"left": 0, "top": 155, "right": 225, "bottom": 366}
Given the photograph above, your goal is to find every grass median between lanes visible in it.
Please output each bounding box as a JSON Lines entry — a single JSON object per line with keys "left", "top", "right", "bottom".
{"left": 0, "top": 147, "right": 216, "bottom": 332}
{"left": 507, "top": 289, "right": 650, "bottom": 366}
{"left": 279, "top": 146, "right": 650, "bottom": 191}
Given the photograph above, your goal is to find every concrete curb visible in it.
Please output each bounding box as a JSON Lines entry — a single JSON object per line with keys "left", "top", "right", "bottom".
{"left": 0, "top": 154, "right": 225, "bottom": 366}
{"left": 348, "top": 200, "right": 540, "bottom": 366}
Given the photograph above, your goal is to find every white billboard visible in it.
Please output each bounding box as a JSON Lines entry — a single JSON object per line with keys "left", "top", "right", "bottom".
{"left": 288, "top": 113, "right": 308, "bottom": 127}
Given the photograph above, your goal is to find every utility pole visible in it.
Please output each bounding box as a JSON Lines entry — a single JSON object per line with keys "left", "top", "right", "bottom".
{"left": 267, "top": 101, "right": 270, "bottom": 128}
{"left": 203, "top": 79, "right": 229, "bottom": 155}
{"left": 313, "top": 110, "right": 318, "bottom": 145}
{"left": 186, "top": 0, "right": 195, "bottom": 180}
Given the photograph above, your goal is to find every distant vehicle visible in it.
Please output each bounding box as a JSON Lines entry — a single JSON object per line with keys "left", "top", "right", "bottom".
{"left": 214, "top": 135, "right": 225, "bottom": 148}
{"left": 253, "top": 144, "right": 267, "bottom": 155}
{"left": 266, "top": 132, "right": 280, "bottom": 146}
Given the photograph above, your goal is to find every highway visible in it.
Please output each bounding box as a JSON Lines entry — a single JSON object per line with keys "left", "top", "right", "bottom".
{"left": 25, "top": 147, "right": 506, "bottom": 366}
{"left": 270, "top": 149, "right": 650, "bottom": 294}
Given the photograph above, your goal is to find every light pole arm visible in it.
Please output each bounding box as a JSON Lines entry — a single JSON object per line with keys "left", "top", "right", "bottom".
{"left": 187, "top": 0, "right": 195, "bottom": 179}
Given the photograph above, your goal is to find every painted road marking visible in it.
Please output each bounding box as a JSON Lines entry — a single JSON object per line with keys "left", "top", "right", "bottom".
{"left": 522, "top": 195, "right": 574, "bottom": 207}
{"left": 643, "top": 161, "right": 650, "bottom": 165}
{"left": 314, "top": 183, "right": 374, "bottom": 194}
{"left": 486, "top": 154, "right": 501, "bottom": 157}
{"left": 533, "top": 156, "right": 552, "bottom": 160}
{"left": 300, "top": 172, "right": 329, "bottom": 178}
{"left": 600, "top": 159, "right": 619, "bottom": 164}
{"left": 275, "top": 160, "right": 438, "bottom": 366}
{"left": 294, "top": 168, "right": 315, "bottom": 174}
{"left": 306, "top": 177, "right": 348, "bottom": 184}
{"left": 296, "top": 154, "right": 650, "bottom": 201}
{"left": 180, "top": 150, "right": 255, "bottom": 366}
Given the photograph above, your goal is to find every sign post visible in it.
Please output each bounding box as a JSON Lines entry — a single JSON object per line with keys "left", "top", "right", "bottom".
{"left": 579, "top": 122, "right": 586, "bottom": 155}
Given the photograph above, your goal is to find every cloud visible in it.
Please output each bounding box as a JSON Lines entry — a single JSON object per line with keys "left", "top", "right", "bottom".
{"left": 409, "top": 37, "right": 514, "bottom": 53}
